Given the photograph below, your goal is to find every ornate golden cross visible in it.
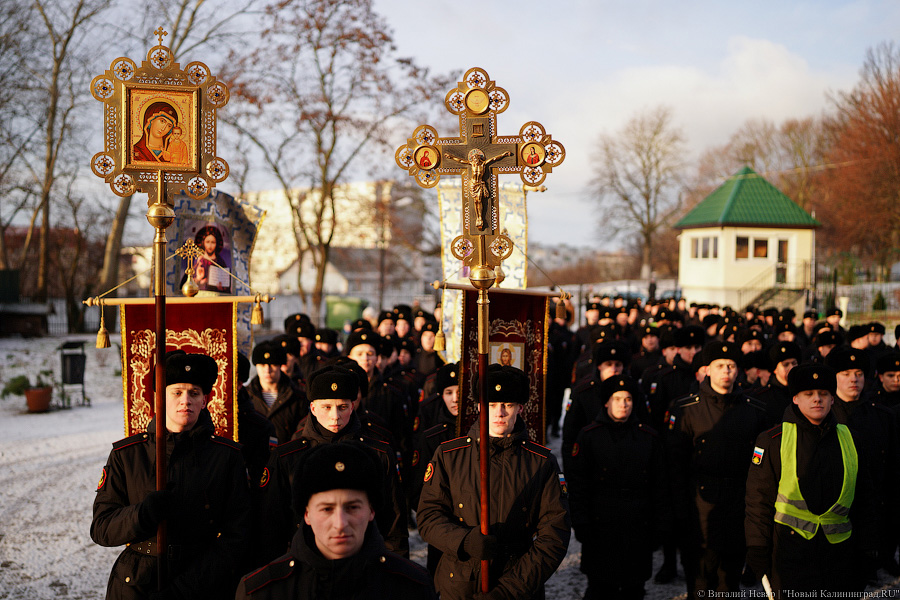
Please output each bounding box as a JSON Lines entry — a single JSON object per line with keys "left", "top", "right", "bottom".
{"left": 175, "top": 239, "right": 204, "bottom": 280}
{"left": 396, "top": 67, "right": 565, "bottom": 269}
{"left": 154, "top": 27, "right": 168, "bottom": 46}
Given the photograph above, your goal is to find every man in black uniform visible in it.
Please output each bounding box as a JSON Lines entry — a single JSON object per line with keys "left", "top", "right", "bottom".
{"left": 629, "top": 325, "right": 661, "bottom": 381}
{"left": 568, "top": 375, "right": 669, "bottom": 600}
{"left": 754, "top": 341, "right": 802, "bottom": 427}
{"left": 287, "top": 318, "right": 323, "bottom": 384}
{"left": 646, "top": 326, "right": 705, "bottom": 427}
{"left": 416, "top": 361, "right": 459, "bottom": 434}
{"left": 563, "top": 340, "right": 631, "bottom": 468}
{"left": 411, "top": 362, "right": 460, "bottom": 574}
{"left": 246, "top": 341, "right": 307, "bottom": 445}
{"left": 255, "top": 366, "right": 408, "bottom": 565}
{"left": 873, "top": 352, "right": 900, "bottom": 407}
{"left": 417, "top": 365, "right": 571, "bottom": 600}
{"left": 745, "top": 364, "right": 878, "bottom": 593}
{"left": 575, "top": 301, "right": 602, "bottom": 354}
{"left": 237, "top": 442, "right": 435, "bottom": 599}
{"left": 825, "top": 346, "right": 900, "bottom": 575}
{"left": 667, "top": 341, "right": 768, "bottom": 597}
{"left": 91, "top": 351, "right": 251, "bottom": 600}
{"left": 236, "top": 352, "right": 277, "bottom": 489}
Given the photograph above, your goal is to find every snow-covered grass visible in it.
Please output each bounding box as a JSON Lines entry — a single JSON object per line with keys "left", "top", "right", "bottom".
{"left": 0, "top": 335, "right": 897, "bottom": 599}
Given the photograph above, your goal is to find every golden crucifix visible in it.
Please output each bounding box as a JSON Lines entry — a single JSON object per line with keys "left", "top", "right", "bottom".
{"left": 395, "top": 67, "right": 565, "bottom": 269}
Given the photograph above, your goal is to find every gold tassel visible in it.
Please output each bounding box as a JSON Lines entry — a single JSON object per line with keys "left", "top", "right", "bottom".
{"left": 434, "top": 328, "right": 446, "bottom": 352}
{"left": 251, "top": 294, "right": 264, "bottom": 325}
{"left": 556, "top": 293, "right": 567, "bottom": 320}
{"left": 96, "top": 301, "right": 111, "bottom": 349}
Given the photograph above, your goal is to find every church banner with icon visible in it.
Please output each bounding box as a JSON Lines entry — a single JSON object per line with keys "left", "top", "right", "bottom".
{"left": 120, "top": 301, "right": 238, "bottom": 440}
{"left": 166, "top": 190, "right": 265, "bottom": 353}
{"left": 457, "top": 289, "right": 549, "bottom": 444}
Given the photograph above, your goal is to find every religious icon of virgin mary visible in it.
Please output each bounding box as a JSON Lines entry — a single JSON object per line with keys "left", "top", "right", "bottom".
{"left": 133, "top": 101, "right": 188, "bottom": 164}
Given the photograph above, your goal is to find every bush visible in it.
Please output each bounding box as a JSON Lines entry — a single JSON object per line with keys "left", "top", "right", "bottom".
{"left": 873, "top": 291, "right": 887, "bottom": 311}
{"left": 1, "top": 375, "right": 30, "bottom": 398}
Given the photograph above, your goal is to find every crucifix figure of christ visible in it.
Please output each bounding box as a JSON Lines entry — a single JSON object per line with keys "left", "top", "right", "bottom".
{"left": 444, "top": 148, "right": 513, "bottom": 229}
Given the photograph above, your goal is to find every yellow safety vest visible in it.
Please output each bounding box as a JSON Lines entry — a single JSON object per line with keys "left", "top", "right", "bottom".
{"left": 773, "top": 422, "right": 857, "bottom": 544}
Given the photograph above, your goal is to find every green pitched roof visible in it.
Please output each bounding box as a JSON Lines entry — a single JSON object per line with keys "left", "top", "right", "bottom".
{"left": 675, "top": 166, "right": 820, "bottom": 229}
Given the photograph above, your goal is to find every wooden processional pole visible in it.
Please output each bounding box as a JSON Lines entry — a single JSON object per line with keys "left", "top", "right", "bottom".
{"left": 470, "top": 236, "right": 495, "bottom": 592}
{"left": 149, "top": 172, "right": 174, "bottom": 587}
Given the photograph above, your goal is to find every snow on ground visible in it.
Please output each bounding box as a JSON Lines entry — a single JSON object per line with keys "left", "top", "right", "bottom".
{"left": 0, "top": 334, "right": 898, "bottom": 599}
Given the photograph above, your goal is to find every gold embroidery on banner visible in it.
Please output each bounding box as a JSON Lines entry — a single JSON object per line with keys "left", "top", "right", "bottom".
{"left": 128, "top": 327, "right": 229, "bottom": 434}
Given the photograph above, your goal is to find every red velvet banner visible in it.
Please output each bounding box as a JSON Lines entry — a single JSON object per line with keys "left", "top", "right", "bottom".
{"left": 120, "top": 302, "right": 238, "bottom": 440}
{"left": 458, "top": 289, "right": 549, "bottom": 445}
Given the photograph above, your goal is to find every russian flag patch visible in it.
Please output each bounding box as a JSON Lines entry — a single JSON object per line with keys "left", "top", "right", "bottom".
{"left": 752, "top": 446, "right": 765, "bottom": 466}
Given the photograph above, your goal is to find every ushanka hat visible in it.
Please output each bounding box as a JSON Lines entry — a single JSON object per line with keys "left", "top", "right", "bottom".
{"left": 344, "top": 330, "right": 380, "bottom": 353}
{"left": 825, "top": 347, "right": 870, "bottom": 374}
{"left": 272, "top": 334, "right": 301, "bottom": 356}
{"left": 288, "top": 320, "right": 316, "bottom": 340}
{"left": 474, "top": 364, "right": 529, "bottom": 404}
{"left": 702, "top": 341, "right": 742, "bottom": 364}
{"left": 331, "top": 357, "right": 369, "bottom": 397}
{"left": 599, "top": 375, "right": 638, "bottom": 403}
{"left": 314, "top": 328, "right": 339, "bottom": 345}
{"left": 788, "top": 364, "right": 837, "bottom": 396}
{"left": 292, "top": 441, "right": 383, "bottom": 516}
{"left": 307, "top": 366, "right": 359, "bottom": 401}
{"left": 592, "top": 340, "right": 630, "bottom": 367}
{"left": 283, "top": 313, "right": 311, "bottom": 332}
{"left": 165, "top": 350, "right": 218, "bottom": 394}
{"left": 769, "top": 341, "right": 802, "bottom": 367}
{"left": 435, "top": 362, "right": 459, "bottom": 394}
{"left": 674, "top": 325, "right": 705, "bottom": 348}
{"left": 252, "top": 341, "right": 286, "bottom": 366}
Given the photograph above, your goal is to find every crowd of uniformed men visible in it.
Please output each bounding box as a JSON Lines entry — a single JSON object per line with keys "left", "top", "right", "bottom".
{"left": 90, "top": 296, "right": 900, "bottom": 599}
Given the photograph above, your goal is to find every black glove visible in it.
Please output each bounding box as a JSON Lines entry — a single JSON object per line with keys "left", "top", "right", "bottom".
{"left": 462, "top": 529, "right": 498, "bottom": 561}
{"left": 149, "top": 591, "right": 175, "bottom": 600}
{"left": 473, "top": 590, "right": 502, "bottom": 600}
{"left": 746, "top": 546, "right": 771, "bottom": 579}
{"left": 140, "top": 490, "right": 175, "bottom": 528}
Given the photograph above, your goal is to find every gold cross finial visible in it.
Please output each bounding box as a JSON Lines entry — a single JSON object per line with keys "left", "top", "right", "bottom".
{"left": 154, "top": 26, "right": 168, "bottom": 46}
{"left": 176, "top": 239, "right": 204, "bottom": 261}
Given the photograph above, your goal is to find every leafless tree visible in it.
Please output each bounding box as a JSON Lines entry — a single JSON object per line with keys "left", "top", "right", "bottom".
{"left": 0, "top": 0, "right": 41, "bottom": 270}
{"left": 688, "top": 116, "right": 828, "bottom": 213}
{"left": 591, "top": 106, "right": 687, "bottom": 279}
{"left": 11, "top": 0, "right": 112, "bottom": 301}
{"left": 222, "top": 0, "right": 454, "bottom": 323}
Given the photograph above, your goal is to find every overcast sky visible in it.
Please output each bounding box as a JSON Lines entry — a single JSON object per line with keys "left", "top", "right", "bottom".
{"left": 370, "top": 0, "right": 899, "bottom": 249}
